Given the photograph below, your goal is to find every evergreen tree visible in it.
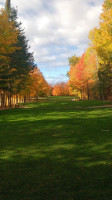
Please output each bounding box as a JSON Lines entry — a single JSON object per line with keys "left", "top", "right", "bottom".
{"left": 4, "top": 0, "right": 35, "bottom": 105}
{"left": 5, "top": 0, "right": 11, "bottom": 11}
{"left": 0, "top": 8, "right": 19, "bottom": 108}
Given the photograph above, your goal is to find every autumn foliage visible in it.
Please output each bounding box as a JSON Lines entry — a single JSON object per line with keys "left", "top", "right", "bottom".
{"left": 0, "top": 4, "right": 50, "bottom": 108}
{"left": 29, "top": 68, "right": 51, "bottom": 98}
{"left": 0, "top": 0, "right": 112, "bottom": 108}
{"left": 68, "top": 0, "right": 112, "bottom": 100}
{"left": 52, "top": 82, "right": 69, "bottom": 96}
{"left": 0, "top": 10, "right": 19, "bottom": 58}
{"left": 68, "top": 52, "right": 97, "bottom": 100}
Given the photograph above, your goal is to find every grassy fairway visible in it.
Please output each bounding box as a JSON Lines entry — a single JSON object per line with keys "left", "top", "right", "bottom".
{"left": 0, "top": 98, "right": 112, "bottom": 200}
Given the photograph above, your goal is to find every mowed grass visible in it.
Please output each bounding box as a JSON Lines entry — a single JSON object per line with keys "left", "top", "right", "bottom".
{"left": 0, "top": 98, "right": 112, "bottom": 200}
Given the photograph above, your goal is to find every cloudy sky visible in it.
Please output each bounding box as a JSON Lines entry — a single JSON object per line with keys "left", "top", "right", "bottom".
{"left": 0, "top": 0, "right": 104, "bottom": 84}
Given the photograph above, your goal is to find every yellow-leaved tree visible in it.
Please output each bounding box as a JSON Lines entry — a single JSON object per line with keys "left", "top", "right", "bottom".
{"left": 0, "top": 9, "right": 18, "bottom": 62}
{"left": 89, "top": 0, "right": 112, "bottom": 99}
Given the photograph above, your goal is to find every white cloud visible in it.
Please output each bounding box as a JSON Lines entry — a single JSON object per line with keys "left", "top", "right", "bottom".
{"left": 0, "top": 0, "right": 104, "bottom": 84}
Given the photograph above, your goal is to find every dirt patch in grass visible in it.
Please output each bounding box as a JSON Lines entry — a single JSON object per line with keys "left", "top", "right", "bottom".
{"left": 79, "top": 105, "right": 112, "bottom": 108}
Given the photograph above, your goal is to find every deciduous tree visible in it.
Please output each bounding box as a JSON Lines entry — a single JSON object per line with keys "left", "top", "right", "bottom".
{"left": 0, "top": 9, "right": 19, "bottom": 108}
{"left": 89, "top": 0, "right": 112, "bottom": 99}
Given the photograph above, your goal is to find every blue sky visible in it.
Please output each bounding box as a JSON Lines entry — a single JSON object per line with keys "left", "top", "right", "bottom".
{"left": 0, "top": 0, "right": 104, "bottom": 84}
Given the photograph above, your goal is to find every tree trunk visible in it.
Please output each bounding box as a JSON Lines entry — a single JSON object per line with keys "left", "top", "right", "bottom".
{"left": 24, "top": 95, "right": 26, "bottom": 103}
{"left": 29, "top": 92, "right": 31, "bottom": 102}
{"left": 16, "top": 94, "right": 18, "bottom": 104}
{"left": 1, "top": 91, "right": 5, "bottom": 109}
{"left": 87, "top": 83, "right": 90, "bottom": 100}
{"left": 8, "top": 92, "right": 12, "bottom": 107}
{"left": 81, "top": 90, "right": 82, "bottom": 100}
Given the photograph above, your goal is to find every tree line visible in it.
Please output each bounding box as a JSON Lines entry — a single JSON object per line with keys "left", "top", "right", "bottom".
{"left": 0, "top": 1, "right": 51, "bottom": 109}
{"left": 0, "top": 0, "right": 112, "bottom": 105}
{"left": 68, "top": 0, "right": 112, "bottom": 100}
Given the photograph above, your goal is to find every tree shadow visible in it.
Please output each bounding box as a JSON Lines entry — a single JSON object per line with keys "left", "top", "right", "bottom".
{"left": 0, "top": 106, "right": 112, "bottom": 199}
{"left": 0, "top": 147, "right": 112, "bottom": 200}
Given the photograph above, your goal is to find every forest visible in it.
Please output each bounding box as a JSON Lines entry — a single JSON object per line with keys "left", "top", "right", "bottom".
{"left": 0, "top": 1, "right": 112, "bottom": 200}
{"left": 0, "top": 0, "right": 51, "bottom": 109}
{"left": 0, "top": 0, "right": 112, "bottom": 109}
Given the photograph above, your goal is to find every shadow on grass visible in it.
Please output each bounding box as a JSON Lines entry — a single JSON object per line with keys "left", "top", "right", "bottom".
{"left": 0, "top": 105, "right": 112, "bottom": 199}
{"left": 0, "top": 147, "right": 112, "bottom": 200}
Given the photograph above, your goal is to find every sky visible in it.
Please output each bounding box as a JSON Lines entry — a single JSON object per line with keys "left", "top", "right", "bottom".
{"left": 0, "top": 0, "right": 104, "bottom": 85}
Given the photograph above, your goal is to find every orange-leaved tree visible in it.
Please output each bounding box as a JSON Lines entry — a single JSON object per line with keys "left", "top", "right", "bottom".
{"left": 68, "top": 54, "right": 86, "bottom": 99}
{"left": 68, "top": 52, "right": 97, "bottom": 100}
{"left": 52, "top": 82, "right": 70, "bottom": 96}
{"left": 29, "top": 68, "right": 50, "bottom": 99}
{"left": 0, "top": 9, "right": 19, "bottom": 108}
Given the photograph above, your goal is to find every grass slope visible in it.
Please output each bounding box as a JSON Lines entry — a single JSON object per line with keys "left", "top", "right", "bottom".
{"left": 0, "top": 99, "right": 112, "bottom": 200}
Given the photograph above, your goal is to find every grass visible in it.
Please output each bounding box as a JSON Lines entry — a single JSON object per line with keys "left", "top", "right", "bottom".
{"left": 0, "top": 98, "right": 112, "bottom": 200}
{"left": 24, "top": 98, "right": 112, "bottom": 109}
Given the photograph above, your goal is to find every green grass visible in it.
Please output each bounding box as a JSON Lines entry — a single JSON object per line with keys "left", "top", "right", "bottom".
{"left": 0, "top": 98, "right": 112, "bottom": 200}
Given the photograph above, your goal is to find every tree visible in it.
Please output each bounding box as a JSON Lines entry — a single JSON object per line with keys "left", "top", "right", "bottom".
{"left": 0, "top": 9, "right": 18, "bottom": 60}
{"left": 89, "top": 0, "right": 112, "bottom": 99}
{"left": 63, "top": 83, "right": 70, "bottom": 96}
{"left": 4, "top": 0, "right": 35, "bottom": 105}
{"left": 84, "top": 49, "right": 98, "bottom": 99}
{"left": 0, "top": 9, "right": 19, "bottom": 108}
{"left": 103, "top": 0, "right": 112, "bottom": 10}
{"left": 5, "top": 0, "right": 11, "bottom": 12}
{"left": 28, "top": 67, "right": 50, "bottom": 99}
{"left": 68, "top": 55, "right": 80, "bottom": 66}
{"left": 68, "top": 52, "right": 97, "bottom": 100}
{"left": 52, "top": 82, "right": 70, "bottom": 96}
{"left": 68, "top": 54, "right": 85, "bottom": 99}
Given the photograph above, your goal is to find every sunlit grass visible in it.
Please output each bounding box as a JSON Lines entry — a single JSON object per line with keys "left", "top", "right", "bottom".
{"left": 0, "top": 99, "right": 112, "bottom": 199}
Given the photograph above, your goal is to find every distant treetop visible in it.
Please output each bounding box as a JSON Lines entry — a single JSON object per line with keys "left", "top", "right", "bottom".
{"left": 5, "top": 0, "right": 11, "bottom": 11}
